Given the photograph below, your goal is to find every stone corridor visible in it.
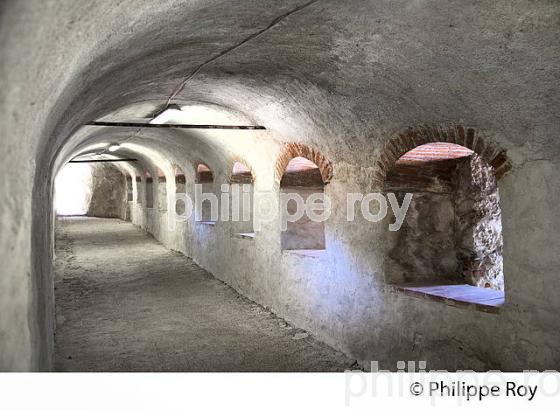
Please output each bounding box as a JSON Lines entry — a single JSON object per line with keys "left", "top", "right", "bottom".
{"left": 54, "top": 217, "right": 355, "bottom": 371}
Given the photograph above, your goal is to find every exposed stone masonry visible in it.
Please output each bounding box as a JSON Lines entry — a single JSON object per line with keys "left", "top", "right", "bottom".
{"left": 454, "top": 155, "right": 504, "bottom": 290}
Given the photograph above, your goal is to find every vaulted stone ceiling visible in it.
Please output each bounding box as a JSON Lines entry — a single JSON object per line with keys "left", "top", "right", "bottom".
{"left": 3, "top": 0, "right": 558, "bottom": 181}
{"left": 0, "top": 0, "right": 559, "bottom": 371}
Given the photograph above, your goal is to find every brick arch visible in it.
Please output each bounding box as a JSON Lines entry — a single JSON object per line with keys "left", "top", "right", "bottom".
{"left": 193, "top": 161, "right": 211, "bottom": 173}
{"left": 228, "top": 157, "right": 255, "bottom": 184}
{"left": 275, "top": 143, "right": 333, "bottom": 185}
{"left": 193, "top": 161, "right": 214, "bottom": 183}
{"left": 373, "top": 124, "right": 512, "bottom": 184}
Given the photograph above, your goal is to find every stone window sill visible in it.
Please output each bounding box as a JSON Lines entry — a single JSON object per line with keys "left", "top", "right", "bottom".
{"left": 390, "top": 281, "right": 504, "bottom": 314}
{"left": 234, "top": 233, "right": 255, "bottom": 240}
{"left": 282, "top": 249, "right": 325, "bottom": 258}
{"left": 197, "top": 221, "right": 216, "bottom": 226}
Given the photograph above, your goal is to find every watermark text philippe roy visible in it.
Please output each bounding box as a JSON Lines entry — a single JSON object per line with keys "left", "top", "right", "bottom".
{"left": 166, "top": 183, "right": 413, "bottom": 231}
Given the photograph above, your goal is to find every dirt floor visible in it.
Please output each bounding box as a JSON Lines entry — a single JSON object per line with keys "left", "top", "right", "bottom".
{"left": 54, "top": 217, "right": 356, "bottom": 371}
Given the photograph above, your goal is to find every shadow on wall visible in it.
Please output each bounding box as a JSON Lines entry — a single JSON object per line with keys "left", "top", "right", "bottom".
{"left": 145, "top": 172, "right": 154, "bottom": 209}
{"left": 173, "top": 165, "right": 187, "bottom": 215}
{"left": 196, "top": 163, "right": 215, "bottom": 222}
{"left": 231, "top": 161, "right": 254, "bottom": 235}
{"left": 280, "top": 156, "right": 326, "bottom": 251}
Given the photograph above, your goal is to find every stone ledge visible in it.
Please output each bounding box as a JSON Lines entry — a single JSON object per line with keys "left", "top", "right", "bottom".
{"left": 234, "top": 232, "right": 255, "bottom": 240}
{"left": 282, "top": 249, "right": 325, "bottom": 258}
{"left": 388, "top": 282, "right": 504, "bottom": 314}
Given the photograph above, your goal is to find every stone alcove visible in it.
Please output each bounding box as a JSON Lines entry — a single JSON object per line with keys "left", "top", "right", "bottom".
{"left": 378, "top": 126, "right": 511, "bottom": 311}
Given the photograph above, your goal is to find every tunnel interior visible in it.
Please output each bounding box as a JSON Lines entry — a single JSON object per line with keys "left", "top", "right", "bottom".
{"left": 0, "top": 0, "right": 559, "bottom": 372}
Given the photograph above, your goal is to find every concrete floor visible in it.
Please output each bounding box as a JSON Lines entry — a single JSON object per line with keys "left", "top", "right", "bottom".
{"left": 54, "top": 217, "right": 356, "bottom": 371}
